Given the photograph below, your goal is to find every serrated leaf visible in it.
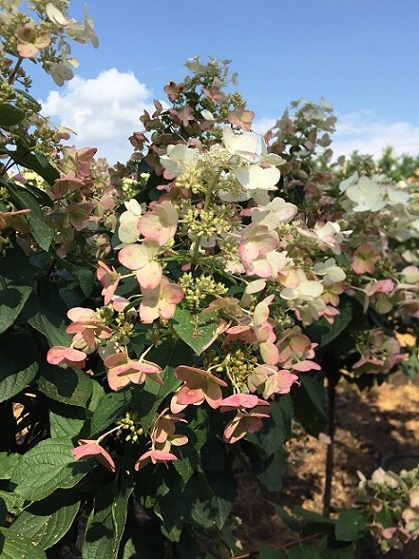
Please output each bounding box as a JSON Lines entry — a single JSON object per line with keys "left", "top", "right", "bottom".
{"left": 0, "top": 332, "right": 39, "bottom": 402}
{"left": 37, "top": 363, "right": 93, "bottom": 408}
{"left": 318, "top": 535, "right": 355, "bottom": 559}
{"left": 13, "top": 143, "right": 59, "bottom": 185}
{"left": 131, "top": 367, "right": 181, "bottom": 432}
{"left": 172, "top": 308, "right": 218, "bottom": 355}
{"left": 89, "top": 389, "right": 131, "bottom": 437}
{"left": 255, "top": 447, "right": 287, "bottom": 492}
{"left": 0, "top": 527, "right": 46, "bottom": 559}
{"left": 0, "top": 453, "right": 21, "bottom": 480}
{"left": 247, "top": 395, "right": 293, "bottom": 456}
{"left": 87, "top": 379, "right": 105, "bottom": 412}
{"left": 335, "top": 508, "right": 368, "bottom": 542}
{"left": 83, "top": 471, "right": 134, "bottom": 559}
{"left": 0, "top": 104, "right": 25, "bottom": 126}
{"left": 288, "top": 544, "right": 322, "bottom": 559}
{"left": 204, "top": 470, "right": 235, "bottom": 530}
{"left": 291, "top": 374, "right": 326, "bottom": 437}
{"left": 11, "top": 439, "right": 92, "bottom": 501}
{"left": 0, "top": 491, "right": 25, "bottom": 515}
{"left": 9, "top": 493, "right": 80, "bottom": 550}
{"left": 259, "top": 545, "right": 287, "bottom": 559}
{"left": 272, "top": 505, "right": 301, "bottom": 532}
{"left": 21, "top": 280, "right": 71, "bottom": 347}
{"left": 0, "top": 245, "right": 33, "bottom": 334}
{"left": 73, "top": 266, "right": 94, "bottom": 297}
{"left": 49, "top": 402, "right": 86, "bottom": 438}
{"left": 306, "top": 297, "right": 353, "bottom": 349}
{"left": 291, "top": 506, "right": 334, "bottom": 524}
{"left": 8, "top": 184, "right": 54, "bottom": 251}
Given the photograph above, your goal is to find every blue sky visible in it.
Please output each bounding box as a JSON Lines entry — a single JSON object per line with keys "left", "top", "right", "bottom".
{"left": 29, "top": 0, "right": 419, "bottom": 164}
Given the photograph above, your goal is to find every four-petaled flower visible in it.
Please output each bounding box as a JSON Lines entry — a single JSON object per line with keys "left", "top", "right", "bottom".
{"left": 118, "top": 240, "right": 162, "bottom": 289}
{"left": 219, "top": 395, "right": 270, "bottom": 444}
{"left": 134, "top": 449, "right": 177, "bottom": 471}
{"left": 171, "top": 365, "right": 228, "bottom": 413}
{"left": 105, "top": 352, "right": 163, "bottom": 391}
{"left": 47, "top": 346, "right": 87, "bottom": 369}
{"left": 137, "top": 200, "right": 178, "bottom": 246}
{"left": 17, "top": 25, "right": 51, "bottom": 58}
{"left": 139, "top": 277, "right": 184, "bottom": 323}
{"left": 72, "top": 439, "right": 116, "bottom": 473}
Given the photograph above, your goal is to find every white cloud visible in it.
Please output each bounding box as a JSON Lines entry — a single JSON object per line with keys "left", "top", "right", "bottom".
{"left": 41, "top": 68, "right": 157, "bottom": 164}
{"left": 42, "top": 73, "right": 419, "bottom": 167}
{"left": 332, "top": 111, "right": 419, "bottom": 159}
{"left": 256, "top": 111, "right": 419, "bottom": 160}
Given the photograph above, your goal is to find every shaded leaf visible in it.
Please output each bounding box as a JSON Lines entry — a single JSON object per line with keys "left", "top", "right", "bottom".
{"left": 0, "top": 104, "right": 25, "bottom": 126}
{"left": 83, "top": 470, "right": 134, "bottom": 559}
{"left": 8, "top": 183, "right": 54, "bottom": 251}
{"left": 9, "top": 492, "right": 80, "bottom": 550}
{"left": 0, "top": 453, "right": 20, "bottom": 480}
{"left": 172, "top": 308, "right": 218, "bottom": 355}
{"left": 291, "top": 375, "right": 326, "bottom": 437}
{"left": 89, "top": 389, "right": 131, "bottom": 437}
{"left": 13, "top": 142, "right": 59, "bottom": 185}
{"left": 12, "top": 438, "right": 92, "bottom": 501}
{"left": 288, "top": 545, "right": 322, "bottom": 559}
{"left": 335, "top": 509, "right": 368, "bottom": 542}
{"left": 37, "top": 363, "right": 93, "bottom": 408}
{"left": 0, "top": 527, "right": 46, "bottom": 559}
{"left": 0, "top": 245, "right": 33, "bottom": 334}
{"left": 49, "top": 402, "right": 86, "bottom": 439}
{"left": 259, "top": 545, "right": 287, "bottom": 559}
{"left": 306, "top": 297, "right": 353, "bottom": 349}
{"left": 0, "top": 332, "right": 39, "bottom": 403}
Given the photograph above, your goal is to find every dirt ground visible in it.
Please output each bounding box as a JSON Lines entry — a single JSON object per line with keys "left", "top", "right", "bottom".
{"left": 232, "top": 373, "right": 419, "bottom": 558}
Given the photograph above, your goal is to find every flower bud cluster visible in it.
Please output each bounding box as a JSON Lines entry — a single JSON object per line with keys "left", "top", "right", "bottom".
{"left": 358, "top": 466, "right": 419, "bottom": 552}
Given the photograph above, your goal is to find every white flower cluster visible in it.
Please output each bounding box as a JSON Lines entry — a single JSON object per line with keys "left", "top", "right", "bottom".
{"left": 339, "top": 172, "right": 410, "bottom": 212}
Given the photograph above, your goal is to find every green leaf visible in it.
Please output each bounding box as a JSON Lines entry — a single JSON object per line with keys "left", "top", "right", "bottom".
{"left": 318, "top": 536, "right": 355, "bottom": 559}
{"left": 8, "top": 184, "right": 54, "bottom": 251}
{"left": 203, "top": 470, "right": 235, "bottom": 530}
{"left": 89, "top": 389, "right": 131, "bottom": 437}
{"left": 247, "top": 395, "right": 293, "bottom": 456}
{"left": 291, "top": 506, "right": 334, "bottom": 524}
{"left": 291, "top": 374, "right": 326, "bottom": 437}
{"left": 9, "top": 492, "right": 80, "bottom": 550}
{"left": 0, "top": 490, "right": 25, "bottom": 516}
{"left": 37, "top": 363, "right": 93, "bottom": 408}
{"left": 306, "top": 297, "right": 353, "bottom": 349}
{"left": 83, "top": 471, "right": 134, "bottom": 559}
{"left": 0, "top": 245, "right": 33, "bottom": 334}
{"left": 0, "top": 527, "right": 46, "bottom": 559}
{"left": 259, "top": 545, "right": 287, "bottom": 559}
{"left": 255, "top": 447, "right": 287, "bottom": 492}
{"left": 21, "top": 280, "right": 71, "bottom": 347}
{"left": 13, "top": 142, "right": 59, "bottom": 185}
{"left": 73, "top": 266, "right": 94, "bottom": 297}
{"left": 0, "top": 497, "right": 6, "bottom": 526}
{"left": 0, "top": 453, "right": 20, "bottom": 480}
{"left": 335, "top": 509, "right": 368, "bottom": 542}
{"left": 157, "top": 476, "right": 203, "bottom": 542}
{"left": 0, "top": 104, "right": 25, "bottom": 126}
{"left": 0, "top": 332, "right": 39, "bottom": 403}
{"left": 87, "top": 379, "right": 105, "bottom": 412}
{"left": 11, "top": 438, "right": 92, "bottom": 501}
{"left": 131, "top": 367, "right": 181, "bottom": 432}
{"left": 288, "top": 545, "right": 322, "bottom": 559}
{"left": 172, "top": 308, "right": 218, "bottom": 355}
{"left": 49, "top": 402, "right": 86, "bottom": 438}
{"left": 272, "top": 505, "right": 301, "bottom": 532}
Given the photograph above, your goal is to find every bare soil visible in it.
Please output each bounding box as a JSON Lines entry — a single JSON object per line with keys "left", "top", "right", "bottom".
{"left": 232, "top": 373, "right": 419, "bottom": 558}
